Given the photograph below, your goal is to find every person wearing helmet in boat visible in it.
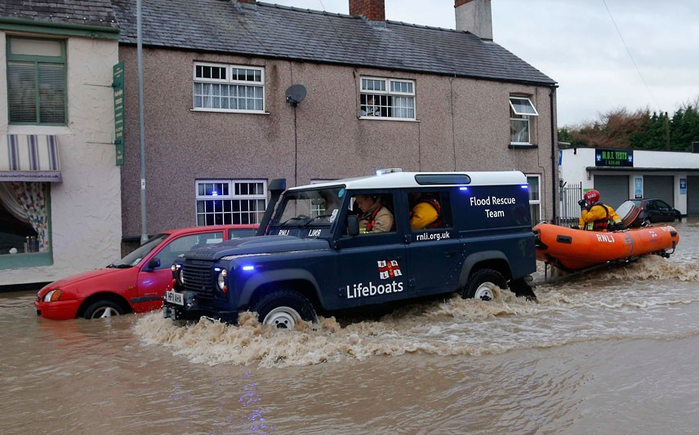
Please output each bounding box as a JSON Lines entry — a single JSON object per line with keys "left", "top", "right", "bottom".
{"left": 578, "top": 189, "right": 622, "bottom": 231}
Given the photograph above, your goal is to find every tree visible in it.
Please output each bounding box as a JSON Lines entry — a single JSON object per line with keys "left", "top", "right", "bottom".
{"left": 559, "top": 96, "right": 699, "bottom": 151}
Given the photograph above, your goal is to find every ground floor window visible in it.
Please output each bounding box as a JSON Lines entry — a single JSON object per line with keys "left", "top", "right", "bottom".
{"left": 196, "top": 179, "right": 267, "bottom": 226}
{"left": 0, "top": 182, "right": 51, "bottom": 255}
{"left": 526, "top": 175, "right": 541, "bottom": 224}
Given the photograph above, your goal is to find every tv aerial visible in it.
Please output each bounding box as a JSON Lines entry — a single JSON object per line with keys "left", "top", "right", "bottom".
{"left": 285, "top": 84, "right": 307, "bottom": 107}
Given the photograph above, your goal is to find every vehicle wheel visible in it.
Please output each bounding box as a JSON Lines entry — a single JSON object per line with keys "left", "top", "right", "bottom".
{"left": 462, "top": 269, "right": 508, "bottom": 301}
{"left": 82, "top": 300, "right": 123, "bottom": 319}
{"left": 642, "top": 218, "right": 651, "bottom": 227}
{"left": 251, "top": 290, "right": 317, "bottom": 329}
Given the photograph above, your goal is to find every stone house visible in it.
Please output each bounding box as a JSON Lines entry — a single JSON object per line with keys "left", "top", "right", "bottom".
{"left": 113, "top": 0, "right": 558, "bottom": 244}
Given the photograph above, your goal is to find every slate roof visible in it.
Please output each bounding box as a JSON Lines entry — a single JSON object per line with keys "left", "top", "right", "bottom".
{"left": 0, "top": 0, "right": 118, "bottom": 29}
{"left": 112, "top": 0, "right": 556, "bottom": 86}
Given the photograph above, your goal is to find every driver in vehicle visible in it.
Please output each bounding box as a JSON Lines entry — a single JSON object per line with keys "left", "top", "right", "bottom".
{"left": 355, "top": 194, "right": 393, "bottom": 233}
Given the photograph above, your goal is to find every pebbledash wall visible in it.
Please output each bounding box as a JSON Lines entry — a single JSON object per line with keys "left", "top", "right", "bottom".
{"left": 0, "top": 32, "right": 122, "bottom": 286}
{"left": 560, "top": 147, "right": 699, "bottom": 215}
{"left": 118, "top": 48, "right": 556, "bottom": 236}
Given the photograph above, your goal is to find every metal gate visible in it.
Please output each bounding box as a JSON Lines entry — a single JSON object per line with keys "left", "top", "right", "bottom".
{"left": 556, "top": 181, "right": 583, "bottom": 225}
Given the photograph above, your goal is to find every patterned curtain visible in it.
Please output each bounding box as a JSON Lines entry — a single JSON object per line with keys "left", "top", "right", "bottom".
{"left": 10, "top": 182, "right": 49, "bottom": 252}
{"left": 0, "top": 182, "right": 28, "bottom": 222}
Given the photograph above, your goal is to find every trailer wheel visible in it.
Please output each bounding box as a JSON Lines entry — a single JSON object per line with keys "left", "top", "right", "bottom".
{"left": 462, "top": 269, "right": 508, "bottom": 301}
{"left": 251, "top": 289, "right": 317, "bottom": 329}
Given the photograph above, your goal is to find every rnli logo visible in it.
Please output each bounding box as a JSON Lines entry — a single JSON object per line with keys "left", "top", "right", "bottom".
{"left": 378, "top": 260, "right": 402, "bottom": 280}
{"left": 596, "top": 234, "right": 616, "bottom": 243}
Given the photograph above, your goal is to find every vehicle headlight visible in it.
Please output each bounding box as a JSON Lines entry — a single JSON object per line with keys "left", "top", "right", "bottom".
{"left": 43, "top": 289, "right": 62, "bottom": 302}
{"left": 217, "top": 269, "right": 228, "bottom": 291}
{"left": 171, "top": 264, "right": 185, "bottom": 286}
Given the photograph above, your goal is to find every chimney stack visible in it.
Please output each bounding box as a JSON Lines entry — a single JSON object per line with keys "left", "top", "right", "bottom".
{"left": 349, "top": 0, "right": 385, "bottom": 22}
{"left": 455, "top": 0, "right": 493, "bottom": 40}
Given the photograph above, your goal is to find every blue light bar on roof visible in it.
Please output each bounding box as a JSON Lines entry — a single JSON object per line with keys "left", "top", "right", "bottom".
{"left": 375, "top": 168, "right": 403, "bottom": 175}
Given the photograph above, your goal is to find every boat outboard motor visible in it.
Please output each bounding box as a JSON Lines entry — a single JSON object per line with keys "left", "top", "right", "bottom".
{"left": 616, "top": 201, "right": 641, "bottom": 229}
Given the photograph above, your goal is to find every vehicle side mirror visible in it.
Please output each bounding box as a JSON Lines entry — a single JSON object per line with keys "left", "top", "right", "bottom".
{"left": 347, "top": 215, "right": 359, "bottom": 236}
{"left": 146, "top": 257, "right": 161, "bottom": 271}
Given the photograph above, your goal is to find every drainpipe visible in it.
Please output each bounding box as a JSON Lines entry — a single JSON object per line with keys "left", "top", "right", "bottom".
{"left": 549, "top": 85, "right": 558, "bottom": 221}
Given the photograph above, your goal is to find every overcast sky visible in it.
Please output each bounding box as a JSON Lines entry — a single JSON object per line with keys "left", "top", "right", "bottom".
{"left": 266, "top": 0, "right": 699, "bottom": 128}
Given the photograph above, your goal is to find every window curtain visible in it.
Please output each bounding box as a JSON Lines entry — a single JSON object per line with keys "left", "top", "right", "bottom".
{"left": 7, "top": 182, "right": 49, "bottom": 251}
{"left": 0, "top": 182, "right": 28, "bottom": 222}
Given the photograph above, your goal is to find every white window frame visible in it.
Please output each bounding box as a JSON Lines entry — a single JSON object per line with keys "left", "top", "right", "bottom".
{"left": 195, "top": 179, "right": 267, "bottom": 226}
{"left": 359, "top": 76, "right": 416, "bottom": 120}
{"left": 526, "top": 174, "right": 542, "bottom": 224}
{"left": 193, "top": 62, "right": 265, "bottom": 113}
{"left": 509, "top": 96, "right": 539, "bottom": 145}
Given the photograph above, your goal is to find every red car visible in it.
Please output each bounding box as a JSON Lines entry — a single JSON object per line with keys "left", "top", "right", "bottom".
{"left": 35, "top": 224, "right": 258, "bottom": 320}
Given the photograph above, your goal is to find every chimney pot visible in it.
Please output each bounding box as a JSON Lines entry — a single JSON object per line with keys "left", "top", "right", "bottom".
{"left": 349, "top": 0, "right": 385, "bottom": 22}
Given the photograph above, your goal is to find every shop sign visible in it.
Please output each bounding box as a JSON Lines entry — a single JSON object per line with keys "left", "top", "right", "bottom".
{"left": 595, "top": 149, "right": 633, "bottom": 167}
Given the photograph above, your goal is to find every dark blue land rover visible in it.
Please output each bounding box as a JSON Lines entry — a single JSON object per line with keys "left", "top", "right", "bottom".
{"left": 163, "top": 171, "right": 536, "bottom": 328}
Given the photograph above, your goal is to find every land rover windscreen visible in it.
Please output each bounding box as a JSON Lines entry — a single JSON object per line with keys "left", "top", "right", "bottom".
{"left": 266, "top": 186, "right": 345, "bottom": 238}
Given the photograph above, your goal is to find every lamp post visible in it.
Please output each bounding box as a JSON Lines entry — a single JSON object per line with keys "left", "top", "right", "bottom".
{"left": 137, "top": 0, "right": 148, "bottom": 244}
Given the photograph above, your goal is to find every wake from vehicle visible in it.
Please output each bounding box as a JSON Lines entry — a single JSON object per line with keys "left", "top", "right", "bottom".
{"left": 135, "top": 255, "right": 699, "bottom": 368}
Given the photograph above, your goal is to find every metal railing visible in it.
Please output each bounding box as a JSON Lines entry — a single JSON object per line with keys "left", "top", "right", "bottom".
{"left": 555, "top": 182, "right": 583, "bottom": 226}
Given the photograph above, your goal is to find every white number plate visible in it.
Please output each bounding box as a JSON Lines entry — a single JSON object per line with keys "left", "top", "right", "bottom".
{"left": 165, "top": 290, "right": 184, "bottom": 306}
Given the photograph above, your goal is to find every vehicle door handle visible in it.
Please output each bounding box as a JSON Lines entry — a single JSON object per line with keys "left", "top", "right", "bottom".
{"left": 444, "top": 251, "right": 457, "bottom": 258}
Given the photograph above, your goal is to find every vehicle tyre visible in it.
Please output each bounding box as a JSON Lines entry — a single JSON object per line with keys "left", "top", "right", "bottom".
{"left": 82, "top": 300, "right": 124, "bottom": 319}
{"left": 462, "top": 269, "right": 508, "bottom": 301}
{"left": 642, "top": 217, "right": 651, "bottom": 227}
{"left": 251, "top": 290, "right": 317, "bottom": 329}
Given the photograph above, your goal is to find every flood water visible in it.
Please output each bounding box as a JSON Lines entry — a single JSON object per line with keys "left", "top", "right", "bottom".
{"left": 2, "top": 220, "right": 699, "bottom": 434}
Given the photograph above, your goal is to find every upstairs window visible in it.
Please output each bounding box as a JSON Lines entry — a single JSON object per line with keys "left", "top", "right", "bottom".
{"left": 193, "top": 63, "right": 265, "bottom": 113}
{"left": 7, "top": 37, "right": 67, "bottom": 125}
{"left": 360, "top": 77, "right": 415, "bottom": 120}
{"left": 509, "top": 96, "right": 539, "bottom": 144}
{"left": 196, "top": 180, "right": 267, "bottom": 226}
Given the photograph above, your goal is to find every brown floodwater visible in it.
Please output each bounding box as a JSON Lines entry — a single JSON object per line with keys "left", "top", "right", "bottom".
{"left": 2, "top": 220, "right": 699, "bottom": 434}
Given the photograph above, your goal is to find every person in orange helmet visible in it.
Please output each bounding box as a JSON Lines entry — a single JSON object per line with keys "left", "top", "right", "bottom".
{"left": 578, "top": 189, "right": 622, "bottom": 231}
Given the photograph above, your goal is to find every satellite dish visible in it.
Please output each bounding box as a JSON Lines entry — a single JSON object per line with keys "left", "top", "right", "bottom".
{"left": 285, "top": 84, "right": 307, "bottom": 107}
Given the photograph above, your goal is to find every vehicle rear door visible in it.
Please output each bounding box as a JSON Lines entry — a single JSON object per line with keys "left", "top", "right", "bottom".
{"left": 404, "top": 189, "right": 462, "bottom": 294}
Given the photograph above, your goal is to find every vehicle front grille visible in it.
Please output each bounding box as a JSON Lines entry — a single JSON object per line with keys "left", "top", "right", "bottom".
{"left": 182, "top": 260, "right": 216, "bottom": 298}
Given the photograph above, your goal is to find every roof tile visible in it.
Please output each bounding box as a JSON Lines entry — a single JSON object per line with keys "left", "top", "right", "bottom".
{"left": 111, "top": 0, "right": 555, "bottom": 86}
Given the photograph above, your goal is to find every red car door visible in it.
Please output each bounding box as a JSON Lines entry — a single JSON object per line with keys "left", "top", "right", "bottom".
{"left": 134, "top": 230, "right": 226, "bottom": 312}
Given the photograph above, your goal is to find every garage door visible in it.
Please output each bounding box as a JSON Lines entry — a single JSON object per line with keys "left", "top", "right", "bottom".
{"left": 688, "top": 176, "right": 699, "bottom": 216}
{"left": 644, "top": 175, "right": 674, "bottom": 206}
{"left": 594, "top": 175, "right": 628, "bottom": 209}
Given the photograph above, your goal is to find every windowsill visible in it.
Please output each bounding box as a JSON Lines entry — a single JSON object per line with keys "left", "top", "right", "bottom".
{"left": 358, "top": 116, "right": 419, "bottom": 122}
{"left": 0, "top": 251, "right": 54, "bottom": 269}
{"left": 190, "top": 108, "right": 269, "bottom": 115}
{"left": 7, "top": 125, "right": 71, "bottom": 135}
{"left": 508, "top": 143, "right": 538, "bottom": 149}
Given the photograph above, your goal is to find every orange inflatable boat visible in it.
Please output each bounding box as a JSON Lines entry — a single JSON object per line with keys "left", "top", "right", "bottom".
{"left": 533, "top": 222, "right": 680, "bottom": 271}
